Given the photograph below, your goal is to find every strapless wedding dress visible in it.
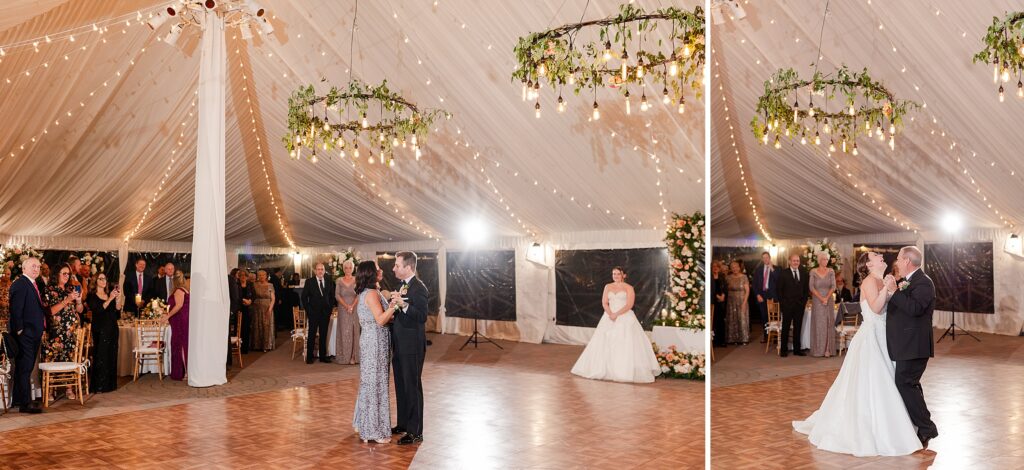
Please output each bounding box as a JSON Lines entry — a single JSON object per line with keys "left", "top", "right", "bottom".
{"left": 570, "top": 291, "right": 661, "bottom": 383}
{"left": 792, "top": 298, "right": 922, "bottom": 456}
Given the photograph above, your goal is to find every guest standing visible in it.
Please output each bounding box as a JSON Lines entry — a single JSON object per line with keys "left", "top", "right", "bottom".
{"left": 86, "top": 274, "right": 120, "bottom": 393}
{"left": 809, "top": 253, "right": 837, "bottom": 357}
{"left": 270, "top": 268, "right": 286, "bottom": 332}
{"left": 725, "top": 260, "right": 750, "bottom": 344}
{"left": 166, "top": 271, "right": 190, "bottom": 381}
{"left": 301, "top": 263, "right": 336, "bottom": 363}
{"left": 751, "top": 251, "right": 778, "bottom": 343}
{"left": 778, "top": 254, "right": 810, "bottom": 357}
{"left": 711, "top": 261, "right": 728, "bottom": 347}
{"left": 352, "top": 261, "right": 398, "bottom": 443}
{"left": 250, "top": 270, "right": 276, "bottom": 352}
{"left": 8, "top": 257, "right": 45, "bottom": 413}
{"left": 44, "top": 263, "right": 83, "bottom": 399}
{"left": 123, "top": 258, "right": 151, "bottom": 317}
{"left": 153, "top": 262, "right": 175, "bottom": 304}
{"left": 36, "top": 262, "right": 50, "bottom": 293}
{"left": 238, "top": 270, "right": 254, "bottom": 354}
{"left": 334, "top": 260, "right": 360, "bottom": 365}
{"left": 227, "top": 268, "right": 241, "bottom": 365}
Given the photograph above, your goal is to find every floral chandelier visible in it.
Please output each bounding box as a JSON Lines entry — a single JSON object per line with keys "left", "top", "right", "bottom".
{"left": 512, "top": 4, "right": 703, "bottom": 120}
{"left": 284, "top": 80, "right": 449, "bottom": 168}
{"left": 974, "top": 11, "right": 1024, "bottom": 102}
{"left": 751, "top": 66, "right": 918, "bottom": 154}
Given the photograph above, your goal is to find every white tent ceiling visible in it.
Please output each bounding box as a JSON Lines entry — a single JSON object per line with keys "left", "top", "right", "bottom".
{"left": 712, "top": 0, "right": 1024, "bottom": 241}
{"left": 0, "top": 0, "right": 702, "bottom": 247}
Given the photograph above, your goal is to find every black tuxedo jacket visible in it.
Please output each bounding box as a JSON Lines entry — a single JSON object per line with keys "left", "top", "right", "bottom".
{"left": 301, "top": 276, "right": 336, "bottom": 317}
{"left": 886, "top": 270, "right": 935, "bottom": 361}
{"left": 122, "top": 270, "right": 153, "bottom": 312}
{"left": 152, "top": 275, "right": 173, "bottom": 303}
{"left": 776, "top": 266, "right": 810, "bottom": 308}
{"left": 391, "top": 276, "right": 428, "bottom": 356}
{"left": 9, "top": 276, "right": 46, "bottom": 339}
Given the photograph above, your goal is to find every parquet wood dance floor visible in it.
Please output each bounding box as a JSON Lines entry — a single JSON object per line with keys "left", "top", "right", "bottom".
{"left": 711, "top": 329, "right": 1024, "bottom": 469}
{"left": 0, "top": 333, "right": 702, "bottom": 469}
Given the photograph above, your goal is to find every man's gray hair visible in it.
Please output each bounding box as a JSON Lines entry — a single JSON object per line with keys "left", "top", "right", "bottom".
{"left": 900, "top": 246, "right": 923, "bottom": 267}
{"left": 21, "top": 256, "right": 39, "bottom": 268}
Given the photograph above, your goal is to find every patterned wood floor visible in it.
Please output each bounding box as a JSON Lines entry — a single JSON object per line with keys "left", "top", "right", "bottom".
{"left": 0, "top": 334, "right": 703, "bottom": 469}
{"left": 712, "top": 329, "right": 1024, "bottom": 468}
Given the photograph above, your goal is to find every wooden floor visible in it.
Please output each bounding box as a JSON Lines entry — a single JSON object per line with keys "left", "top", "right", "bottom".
{"left": 711, "top": 328, "right": 1024, "bottom": 469}
{"left": 0, "top": 333, "right": 702, "bottom": 469}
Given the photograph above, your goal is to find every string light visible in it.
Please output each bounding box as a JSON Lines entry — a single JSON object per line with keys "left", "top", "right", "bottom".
{"left": 0, "top": 5, "right": 160, "bottom": 57}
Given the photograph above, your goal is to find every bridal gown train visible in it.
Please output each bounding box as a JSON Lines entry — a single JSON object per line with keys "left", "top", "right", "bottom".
{"left": 792, "top": 298, "right": 922, "bottom": 456}
{"left": 571, "top": 291, "right": 661, "bottom": 383}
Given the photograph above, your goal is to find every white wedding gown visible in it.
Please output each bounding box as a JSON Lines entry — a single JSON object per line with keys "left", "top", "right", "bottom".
{"left": 792, "top": 298, "right": 922, "bottom": 456}
{"left": 571, "top": 291, "right": 661, "bottom": 383}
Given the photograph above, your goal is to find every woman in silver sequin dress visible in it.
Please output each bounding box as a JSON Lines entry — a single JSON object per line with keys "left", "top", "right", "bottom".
{"left": 351, "top": 261, "right": 398, "bottom": 444}
{"left": 334, "top": 260, "right": 360, "bottom": 365}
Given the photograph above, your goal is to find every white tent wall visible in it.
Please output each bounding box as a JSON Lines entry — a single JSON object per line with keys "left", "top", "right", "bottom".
{"left": 713, "top": 229, "right": 1024, "bottom": 337}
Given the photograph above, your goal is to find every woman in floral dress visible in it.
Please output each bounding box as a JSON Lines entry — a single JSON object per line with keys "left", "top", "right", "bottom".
{"left": 44, "top": 263, "right": 84, "bottom": 398}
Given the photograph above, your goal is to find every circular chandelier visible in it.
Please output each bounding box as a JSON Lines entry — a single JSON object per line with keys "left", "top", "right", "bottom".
{"left": 751, "top": 66, "right": 918, "bottom": 154}
{"left": 284, "top": 80, "right": 450, "bottom": 168}
{"left": 512, "top": 4, "right": 703, "bottom": 119}
{"left": 974, "top": 11, "right": 1024, "bottom": 102}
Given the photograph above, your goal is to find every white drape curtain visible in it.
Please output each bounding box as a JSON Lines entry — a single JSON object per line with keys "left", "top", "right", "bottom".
{"left": 188, "top": 12, "right": 228, "bottom": 388}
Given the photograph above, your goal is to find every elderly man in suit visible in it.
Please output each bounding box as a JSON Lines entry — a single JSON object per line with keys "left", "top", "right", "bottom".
{"left": 301, "top": 263, "right": 336, "bottom": 364}
{"left": 8, "top": 257, "right": 47, "bottom": 413}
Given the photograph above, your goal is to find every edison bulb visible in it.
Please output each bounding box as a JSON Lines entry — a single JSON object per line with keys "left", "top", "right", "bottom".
{"left": 852, "top": 144, "right": 859, "bottom": 156}
{"left": 537, "top": 62, "right": 546, "bottom": 76}
{"left": 534, "top": 101, "right": 541, "bottom": 119}
{"left": 361, "top": 114, "right": 369, "bottom": 128}
{"left": 800, "top": 135, "right": 807, "bottom": 145}
{"left": 762, "top": 134, "right": 769, "bottom": 145}
{"left": 814, "top": 132, "right": 821, "bottom": 145}
{"left": 682, "top": 43, "right": 691, "bottom": 58}
{"left": 1001, "top": 67, "right": 1010, "bottom": 83}
{"left": 828, "top": 141, "right": 836, "bottom": 153}
{"left": 677, "top": 97, "right": 684, "bottom": 114}
{"left": 568, "top": 74, "right": 576, "bottom": 85}
{"left": 668, "top": 60, "right": 679, "bottom": 77}
{"left": 1018, "top": 81, "right": 1023, "bottom": 98}
{"left": 625, "top": 93, "right": 632, "bottom": 115}
{"left": 557, "top": 96, "right": 566, "bottom": 113}
{"left": 889, "top": 135, "right": 895, "bottom": 151}
{"left": 848, "top": 104, "right": 855, "bottom": 115}
{"left": 1000, "top": 84, "right": 1006, "bottom": 102}
{"left": 592, "top": 101, "right": 600, "bottom": 120}
{"left": 521, "top": 84, "right": 528, "bottom": 101}
{"left": 640, "top": 94, "right": 649, "bottom": 112}
{"left": 662, "top": 88, "right": 670, "bottom": 105}
{"left": 773, "top": 135, "right": 781, "bottom": 149}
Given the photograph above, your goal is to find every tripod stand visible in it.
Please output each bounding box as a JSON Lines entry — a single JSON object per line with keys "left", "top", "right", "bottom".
{"left": 937, "top": 237, "right": 980, "bottom": 343}
{"left": 459, "top": 317, "right": 503, "bottom": 350}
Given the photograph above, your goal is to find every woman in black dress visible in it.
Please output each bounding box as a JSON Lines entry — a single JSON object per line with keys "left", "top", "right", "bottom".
{"left": 238, "top": 270, "right": 254, "bottom": 354}
{"left": 711, "top": 260, "right": 728, "bottom": 347}
{"left": 86, "top": 273, "right": 120, "bottom": 393}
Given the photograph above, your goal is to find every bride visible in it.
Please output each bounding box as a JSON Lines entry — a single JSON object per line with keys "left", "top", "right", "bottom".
{"left": 792, "top": 252, "right": 922, "bottom": 456}
{"left": 571, "top": 266, "right": 660, "bottom": 383}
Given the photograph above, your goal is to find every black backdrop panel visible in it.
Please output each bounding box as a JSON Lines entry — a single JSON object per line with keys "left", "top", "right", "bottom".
{"left": 445, "top": 250, "right": 516, "bottom": 321}
{"left": 237, "top": 254, "right": 294, "bottom": 279}
{"left": 924, "top": 242, "right": 994, "bottom": 314}
{"left": 850, "top": 244, "right": 905, "bottom": 287}
{"left": 555, "top": 248, "right": 670, "bottom": 329}
{"left": 376, "top": 252, "right": 441, "bottom": 316}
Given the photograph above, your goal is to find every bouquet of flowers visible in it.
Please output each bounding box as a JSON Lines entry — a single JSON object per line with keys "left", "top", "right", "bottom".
{"left": 328, "top": 249, "right": 359, "bottom": 278}
{"left": 80, "top": 252, "right": 106, "bottom": 276}
{"left": 653, "top": 344, "right": 705, "bottom": 380}
{"left": 140, "top": 298, "right": 168, "bottom": 320}
{"left": 0, "top": 244, "right": 44, "bottom": 278}
{"left": 802, "top": 239, "right": 842, "bottom": 272}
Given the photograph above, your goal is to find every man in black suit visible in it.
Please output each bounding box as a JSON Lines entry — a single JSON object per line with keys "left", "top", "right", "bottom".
{"left": 301, "top": 263, "right": 335, "bottom": 363}
{"left": 885, "top": 246, "right": 939, "bottom": 448}
{"left": 389, "top": 251, "right": 429, "bottom": 445}
{"left": 152, "top": 261, "right": 175, "bottom": 304}
{"left": 122, "top": 258, "right": 151, "bottom": 316}
{"left": 777, "top": 253, "right": 809, "bottom": 357}
{"left": 8, "top": 257, "right": 46, "bottom": 413}
{"left": 752, "top": 251, "right": 778, "bottom": 343}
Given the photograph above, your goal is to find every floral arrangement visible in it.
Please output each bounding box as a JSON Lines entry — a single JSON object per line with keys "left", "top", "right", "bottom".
{"left": 802, "top": 239, "right": 842, "bottom": 272}
{"left": 654, "top": 344, "right": 705, "bottom": 380}
{"left": 328, "top": 249, "right": 360, "bottom": 279}
{"left": 140, "top": 298, "right": 168, "bottom": 320}
{"left": 0, "top": 244, "right": 44, "bottom": 278}
{"left": 80, "top": 252, "right": 106, "bottom": 276}
{"left": 655, "top": 212, "right": 704, "bottom": 330}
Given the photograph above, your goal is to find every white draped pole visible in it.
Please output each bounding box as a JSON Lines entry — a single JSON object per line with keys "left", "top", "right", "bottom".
{"left": 188, "top": 11, "right": 228, "bottom": 387}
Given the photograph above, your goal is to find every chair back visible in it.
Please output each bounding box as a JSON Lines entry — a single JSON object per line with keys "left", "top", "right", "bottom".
{"left": 292, "top": 306, "right": 306, "bottom": 331}
{"left": 235, "top": 312, "right": 243, "bottom": 340}
{"left": 767, "top": 300, "right": 781, "bottom": 323}
{"left": 70, "top": 327, "right": 87, "bottom": 365}
{"left": 838, "top": 302, "right": 861, "bottom": 327}
{"left": 135, "top": 320, "right": 166, "bottom": 351}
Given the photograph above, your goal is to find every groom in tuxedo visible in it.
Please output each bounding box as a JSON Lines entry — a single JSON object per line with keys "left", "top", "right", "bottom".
{"left": 389, "top": 251, "right": 428, "bottom": 445}
{"left": 301, "top": 262, "right": 336, "bottom": 363}
{"left": 777, "top": 253, "right": 809, "bottom": 357}
{"left": 885, "top": 246, "right": 939, "bottom": 448}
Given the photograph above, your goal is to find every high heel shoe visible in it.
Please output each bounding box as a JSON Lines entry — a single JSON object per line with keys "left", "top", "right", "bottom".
{"left": 361, "top": 438, "right": 390, "bottom": 444}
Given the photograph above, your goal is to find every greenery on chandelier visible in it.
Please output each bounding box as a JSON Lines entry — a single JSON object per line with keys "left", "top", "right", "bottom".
{"left": 751, "top": 66, "right": 918, "bottom": 154}
{"left": 284, "top": 80, "right": 450, "bottom": 167}
{"left": 512, "top": 4, "right": 703, "bottom": 118}
{"left": 973, "top": 11, "right": 1024, "bottom": 101}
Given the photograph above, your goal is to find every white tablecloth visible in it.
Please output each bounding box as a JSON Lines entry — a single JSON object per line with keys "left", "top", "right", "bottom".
{"left": 651, "top": 326, "right": 703, "bottom": 354}
{"left": 117, "top": 324, "right": 172, "bottom": 377}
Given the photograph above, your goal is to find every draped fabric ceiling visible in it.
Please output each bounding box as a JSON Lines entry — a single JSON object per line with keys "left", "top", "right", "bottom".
{"left": 712, "top": 0, "right": 1024, "bottom": 241}
{"left": 0, "top": 0, "right": 702, "bottom": 248}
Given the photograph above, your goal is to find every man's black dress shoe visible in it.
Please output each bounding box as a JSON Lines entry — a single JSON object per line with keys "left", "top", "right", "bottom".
{"left": 18, "top": 405, "right": 42, "bottom": 414}
{"left": 780, "top": 351, "right": 788, "bottom": 357}
{"left": 319, "top": 359, "right": 331, "bottom": 363}
{"left": 397, "top": 434, "right": 423, "bottom": 445}
{"left": 305, "top": 359, "right": 314, "bottom": 364}
{"left": 391, "top": 426, "right": 406, "bottom": 435}
{"left": 794, "top": 351, "right": 807, "bottom": 356}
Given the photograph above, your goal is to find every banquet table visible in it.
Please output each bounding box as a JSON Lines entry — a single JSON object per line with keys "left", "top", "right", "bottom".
{"left": 651, "top": 326, "right": 703, "bottom": 354}
{"left": 117, "top": 322, "right": 172, "bottom": 377}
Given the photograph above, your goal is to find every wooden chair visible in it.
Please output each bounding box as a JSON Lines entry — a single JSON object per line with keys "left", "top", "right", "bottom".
{"left": 39, "top": 326, "right": 89, "bottom": 408}
{"left": 0, "top": 333, "right": 10, "bottom": 413}
{"left": 133, "top": 320, "right": 166, "bottom": 382}
{"left": 709, "top": 304, "right": 715, "bottom": 362}
{"left": 836, "top": 302, "right": 861, "bottom": 356}
{"left": 291, "top": 307, "right": 307, "bottom": 360}
{"left": 230, "top": 312, "right": 244, "bottom": 368}
{"left": 765, "top": 300, "right": 782, "bottom": 355}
